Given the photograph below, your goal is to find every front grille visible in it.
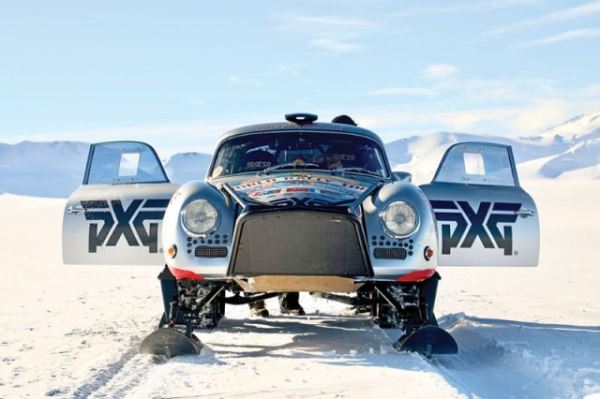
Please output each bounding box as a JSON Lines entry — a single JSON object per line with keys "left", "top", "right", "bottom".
{"left": 195, "top": 246, "right": 228, "bottom": 258}
{"left": 229, "top": 210, "right": 371, "bottom": 276}
{"left": 373, "top": 247, "right": 407, "bottom": 259}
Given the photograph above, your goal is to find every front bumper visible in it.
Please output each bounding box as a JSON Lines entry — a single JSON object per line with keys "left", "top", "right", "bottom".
{"left": 163, "top": 190, "right": 439, "bottom": 280}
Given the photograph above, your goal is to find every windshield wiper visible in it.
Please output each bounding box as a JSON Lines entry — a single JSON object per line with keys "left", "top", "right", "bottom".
{"left": 261, "top": 162, "right": 322, "bottom": 175}
{"left": 332, "top": 167, "right": 383, "bottom": 178}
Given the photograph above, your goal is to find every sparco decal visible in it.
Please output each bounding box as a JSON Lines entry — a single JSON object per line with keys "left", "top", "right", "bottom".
{"left": 81, "top": 199, "right": 169, "bottom": 253}
{"left": 430, "top": 200, "right": 521, "bottom": 255}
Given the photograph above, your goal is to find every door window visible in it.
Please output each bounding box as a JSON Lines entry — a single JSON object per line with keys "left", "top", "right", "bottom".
{"left": 434, "top": 143, "right": 516, "bottom": 186}
{"left": 85, "top": 142, "right": 168, "bottom": 184}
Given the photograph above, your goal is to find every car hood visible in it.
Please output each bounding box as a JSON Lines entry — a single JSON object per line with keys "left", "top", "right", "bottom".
{"left": 227, "top": 173, "right": 378, "bottom": 207}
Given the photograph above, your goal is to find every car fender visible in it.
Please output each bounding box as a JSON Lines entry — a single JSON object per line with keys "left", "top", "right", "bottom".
{"left": 161, "top": 181, "right": 235, "bottom": 277}
{"left": 362, "top": 181, "right": 439, "bottom": 277}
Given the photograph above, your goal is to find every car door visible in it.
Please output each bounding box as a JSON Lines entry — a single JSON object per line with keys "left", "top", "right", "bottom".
{"left": 63, "top": 141, "right": 178, "bottom": 265}
{"left": 420, "top": 142, "right": 539, "bottom": 266}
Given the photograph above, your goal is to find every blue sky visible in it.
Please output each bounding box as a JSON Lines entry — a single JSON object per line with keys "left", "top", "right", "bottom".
{"left": 1, "top": 0, "right": 599, "bottom": 154}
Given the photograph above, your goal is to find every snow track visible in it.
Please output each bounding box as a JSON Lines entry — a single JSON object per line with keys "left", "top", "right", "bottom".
{"left": 70, "top": 336, "right": 150, "bottom": 399}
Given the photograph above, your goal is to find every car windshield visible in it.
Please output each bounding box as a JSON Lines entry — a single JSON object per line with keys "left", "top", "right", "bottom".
{"left": 210, "top": 131, "right": 390, "bottom": 178}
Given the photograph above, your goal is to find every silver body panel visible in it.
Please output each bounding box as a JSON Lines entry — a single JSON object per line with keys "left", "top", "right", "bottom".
{"left": 62, "top": 129, "right": 540, "bottom": 277}
{"left": 63, "top": 183, "right": 177, "bottom": 265}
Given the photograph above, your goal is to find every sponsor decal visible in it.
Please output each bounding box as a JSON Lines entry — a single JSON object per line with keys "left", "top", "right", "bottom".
{"left": 430, "top": 200, "right": 521, "bottom": 256}
{"left": 246, "top": 161, "right": 271, "bottom": 168}
{"left": 232, "top": 175, "right": 369, "bottom": 205}
{"left": 81, "top": 199, "right": 169, "bottom": 253}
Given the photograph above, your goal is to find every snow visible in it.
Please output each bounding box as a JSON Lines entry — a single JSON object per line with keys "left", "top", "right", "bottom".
{"left": 1, "top": 178, "right": 599, "bottom": 398}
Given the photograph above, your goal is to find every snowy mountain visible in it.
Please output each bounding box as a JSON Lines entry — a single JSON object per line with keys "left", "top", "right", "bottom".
{"left": 163, "top": 152, "right": 212, "bottom": 184}
{"left": 0, "top": 141, "right": 90, "bottom": 197}
{"left": 385, "top": 131, "right": 569, "bottom": 183}
{"left": 1, "top": 113, "right": 599, "bottom": 197}
{"left": 539, "top": 113, "right": 600, "bottom": 143}
{"left": 387, "top": 113, "right": 600, "bottom": 183}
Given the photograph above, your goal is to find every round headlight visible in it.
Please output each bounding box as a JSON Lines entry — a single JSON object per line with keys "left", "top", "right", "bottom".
{"left": 182, "top": 199, "right": 219, "bottom": 235}
{"left": 381, "top": 201, "right": 419, "bottom": 237}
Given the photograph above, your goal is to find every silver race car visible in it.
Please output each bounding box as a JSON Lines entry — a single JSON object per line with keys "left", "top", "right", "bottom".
{"left": 63, "top": 113, "right": 540, "bottom": 357}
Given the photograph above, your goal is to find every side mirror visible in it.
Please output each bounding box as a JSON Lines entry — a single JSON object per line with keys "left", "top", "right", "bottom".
{"left": 393, "top": 171, "right": 412, "bottom": 182}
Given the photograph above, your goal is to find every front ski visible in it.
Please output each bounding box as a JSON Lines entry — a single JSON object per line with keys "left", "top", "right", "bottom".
{"left": 139, "top": 328, "right": 202, "bottom": 358}
{"left": 395, "top": 325, "right": 458, "bottom": 356}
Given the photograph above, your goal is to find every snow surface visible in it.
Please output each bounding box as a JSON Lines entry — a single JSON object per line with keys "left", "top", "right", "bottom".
{"left": 1, "top": 178, "right": 599, "bottom": 398}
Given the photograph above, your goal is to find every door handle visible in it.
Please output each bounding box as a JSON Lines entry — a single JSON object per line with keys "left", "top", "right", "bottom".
{"left": 66, "top": 205, "right": 85, "bottom": 215}
{"left": 515, "top": 208, "right": 535, "bottom": 218}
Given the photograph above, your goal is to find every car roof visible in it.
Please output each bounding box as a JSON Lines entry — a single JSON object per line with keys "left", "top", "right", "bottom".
{"left": 217, "top": 121, "right": 385, "bottom": 147}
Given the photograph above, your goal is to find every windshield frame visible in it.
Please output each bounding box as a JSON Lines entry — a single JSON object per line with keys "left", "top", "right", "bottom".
{"left": 207, "top": 130, "right": 393, "bottom": 180}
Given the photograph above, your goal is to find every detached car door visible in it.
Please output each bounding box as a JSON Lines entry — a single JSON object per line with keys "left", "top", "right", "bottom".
{"left": 420, "top": 142, "right": 539, "bottom": 266}
{"left": 63, "top": 141, "right": 178, "bottom": 265}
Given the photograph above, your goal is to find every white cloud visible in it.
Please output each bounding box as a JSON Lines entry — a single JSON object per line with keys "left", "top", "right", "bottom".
{"left": 518, "top": 28, "right": 600, "bottom": 47}
{"left": 274, "top": 13, "right": 382, "bottom": 54}
{"left": 278, "top": 64, "right": 305, "bottom": 76}
{"left": 513, "top": 100, "right": 571, "bottom": 131}
{"left": 227, "top": 74, "right": 263, "bottom": 87}
{"left": 309, "top": 37, "right": 363, "bottom": 53}
{"left": 366, "top": 87, "right": 437, "bottom": 96}
{"left": 582, "top": 84, "right": 600, "bottom": 96}
{"left": 484, "top": 1, "right": 600, "bottom": 36}
{"left": 281, "top": 15, "right": 378, "bottom": 29}
{"left": 228, "top": 75, "right": 243, "bottom": 83}
{"left": 424, "top": 64, "right": 459, "bottom": 79}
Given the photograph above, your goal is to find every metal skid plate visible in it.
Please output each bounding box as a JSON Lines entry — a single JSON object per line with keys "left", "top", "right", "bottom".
{"left": 139, "top": 328, "right": 202, "bottom": 358}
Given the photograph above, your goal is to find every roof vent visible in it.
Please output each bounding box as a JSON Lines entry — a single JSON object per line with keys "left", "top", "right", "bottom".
{"left": 285, "top": 113, "right": 318, "bottom": 125}
{"left": 332, "top": 115, "right": 357, "bottom": 126}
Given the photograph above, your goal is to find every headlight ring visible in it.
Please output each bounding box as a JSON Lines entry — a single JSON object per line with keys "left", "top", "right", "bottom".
{"left": 380, "top": 200, "right": 420, "bottom": 238}
{"left": 181, "top": 199, "right": 220, "bottom": 236}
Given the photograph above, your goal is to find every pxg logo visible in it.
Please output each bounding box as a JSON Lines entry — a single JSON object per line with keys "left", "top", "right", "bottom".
{"left": 81, "top": 199, "right": 169, "bottom": 253}
{"left": 430, "top": 200, "right": 521, "bottom": 256}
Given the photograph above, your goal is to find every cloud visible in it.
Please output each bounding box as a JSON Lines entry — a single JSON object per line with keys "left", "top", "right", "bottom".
{"left": 274, "top": 13, "right": 382, "bottom": 54}
{"left": 227, "top": 74, "right": 263, "bottom": 87}
{"left": 366, "top": 87, "right": 437, "bottom": 96}
{"left": 518, "top": 28, "right": 600, "bottom": 47}
{"left": 227, "top": 75, "right": 243, "bottom": 83}
{"left": 392, "top": 0, "right": 544, "bottom": 17}
{"left": 280, "top": 15, "right": 378, "bottom": 29}
{"left": 278, "top": 64, "right": 305, "bottom": 76}
{"left": 424, "top": 64, "right": 459, "bottom": 79}
{"left": 514, "top": 100, "right": 571, "bottom": 131}
{"left": 484, "top": 1, "right": 600, "bottom": 36}
{"left": 582, "top": 84, "right": 600, "bottom": 96}
{"left": 309, "top": 37, "right": 363, "bottom": 53}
